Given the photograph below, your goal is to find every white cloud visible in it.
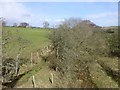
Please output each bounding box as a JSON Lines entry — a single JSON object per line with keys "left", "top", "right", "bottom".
{"left": 0, "top": 0, "right": 64, "bottom": 27}
{"left": 39, "top": 18, "right": 65, "bottom": 27}
{"left": 55, "top": 19, "right": 65, "bottom": 22}
{"left": 0, "top": 1, "right": 45, "bottom": 26}
{"left": 86, "top": 12, "right": 117, "bottom": 19}
{"left": 0, "top": 2, "right": 31, "bottom": 23}
{"left": 85, "top": 12, "right": 118, "bottom": 26}
{"left": 0, "top": 1, "right": 34, "bottom": 26}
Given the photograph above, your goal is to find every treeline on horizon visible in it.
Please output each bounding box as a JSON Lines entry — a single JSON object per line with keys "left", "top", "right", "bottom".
{"left": 1, "top": 17, "right": 118, "bottom": 29}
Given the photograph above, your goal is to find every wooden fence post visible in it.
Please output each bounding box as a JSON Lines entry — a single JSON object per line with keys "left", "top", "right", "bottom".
{"left": 46, "top": 46, "right": 48, "bottom": 52}
{"left": 51, "top": 73, "right": 53, "bottom": 84}
{"left": 31, "top": 53, "right": 33, "bottom": 66}
{"left": 36, "top": 52, "right": 40, "bottom": 60}
{"left": 32, "top": 75, "right": 36, "bottom": 88}
{"left": 16, "top": 54, "right": 20, "bottom": 75}
{"left": 49, "top": 73, "right": 54, "bottom": 84}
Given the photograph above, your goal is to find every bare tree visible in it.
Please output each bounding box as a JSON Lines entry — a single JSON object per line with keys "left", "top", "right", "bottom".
{"left": 0, "top": 17, "right": 6, "bottom": 26}
{"left": 61, "top": 17, "right": 82, "bottom": 29}
{"left": 19, "top": 22, "right": 29, "bottom": 28}
{"left": 13, "top": 23, "right": 18, "bottom": 27}
{"left": 49, "top": 17, "right": 106, "bottom": 87}
{"left": 43, "top": 21, "right": 49, "bottom": 28}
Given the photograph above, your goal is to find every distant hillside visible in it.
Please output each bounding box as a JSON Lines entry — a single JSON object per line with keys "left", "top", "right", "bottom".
{"left": 101, "top": 26, "right": 118, "bottom": 30}
{"left": 81, "top": 20, "right": 101, "bottom": 28}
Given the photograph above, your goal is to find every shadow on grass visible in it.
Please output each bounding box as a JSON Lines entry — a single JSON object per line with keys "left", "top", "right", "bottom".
{"left": 2, "top": 70, "right": 32, "bottom": 88}
{"left": 97, "top": 61, "right": 120, "bottom": 86}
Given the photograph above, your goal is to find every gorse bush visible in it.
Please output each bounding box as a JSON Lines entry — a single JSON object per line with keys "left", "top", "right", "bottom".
{"left": 49, "top": 18, "right": 108, "bottom": 87}
{"left": 107, "top": 31, "right": 120, "bottom": 57}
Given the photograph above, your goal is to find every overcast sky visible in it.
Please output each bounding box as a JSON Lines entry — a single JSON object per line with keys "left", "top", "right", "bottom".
{"left": 0, "top": 0, "right": 119, "bottom": 27}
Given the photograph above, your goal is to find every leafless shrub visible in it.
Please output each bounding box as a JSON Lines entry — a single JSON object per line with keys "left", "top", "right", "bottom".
{"left": 49, "top": 18, "right": 107, "bottom": 87}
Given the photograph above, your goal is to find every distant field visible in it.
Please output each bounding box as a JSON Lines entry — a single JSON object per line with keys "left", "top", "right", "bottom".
{"left": 2, "top": 27, "right": 52, "bottom": 58}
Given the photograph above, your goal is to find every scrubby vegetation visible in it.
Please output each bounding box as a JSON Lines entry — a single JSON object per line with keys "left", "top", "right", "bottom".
{"left": 2, "top": 27, "right": 51, "bottom": 86}
{"left": 48, "top": 18, "right": 119, "bottom": 88}
{"left": 2, "top": 18, "right": 119, "bottom": 88}
{"left": 106, "top": 30, "right": 120, "bottom": 57}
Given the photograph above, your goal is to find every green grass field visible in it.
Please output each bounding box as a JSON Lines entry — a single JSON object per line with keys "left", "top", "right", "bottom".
{"left": 3, "top": 27, "right": 51, "bottom": 58}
